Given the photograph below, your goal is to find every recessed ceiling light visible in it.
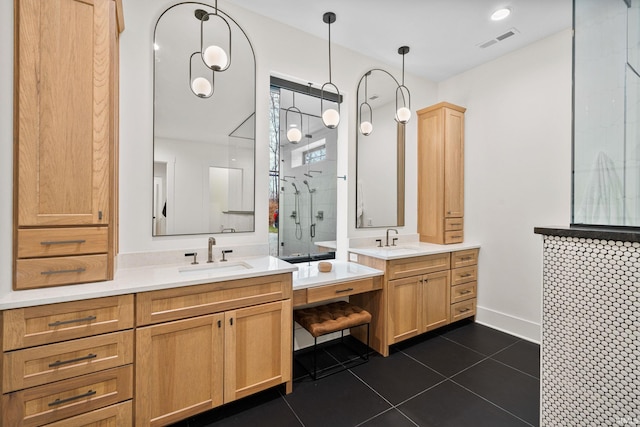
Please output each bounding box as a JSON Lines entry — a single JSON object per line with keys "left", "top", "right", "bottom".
{"left": 491, "top": 8, "right": 511, "bottom": 21}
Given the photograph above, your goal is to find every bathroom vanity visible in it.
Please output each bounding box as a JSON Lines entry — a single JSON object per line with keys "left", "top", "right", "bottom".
{"left": 348, "top": 242, "right": 480, "bottom": 356}
{"left": 0, "top": 256, "right": 296, "bottom": 427}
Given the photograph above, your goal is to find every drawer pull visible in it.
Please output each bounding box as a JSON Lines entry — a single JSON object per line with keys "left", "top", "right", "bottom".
{"left": 48, "top": 389, "right": 97, "bottom": 407}
{"left": 450, "top": 235, "right": 462, "bottom": 239}
{"left": 460, "top": 273, "right": 472, "bottom": 278}
{"left": 458, "top": 308, "right": 471, "bottom": 313}
{"left": 335, "top": 287, "right": 354, "bottom": 294}
{"left": 49, "top": 353, "right": 97, "bottom": 368}
{"left": 40, "top": 239, "right": 87, "bottom": 245}
{"left": 460, "top": 256, "right": 472, "bottom": 261}
{"left": 41, "top": 268, "right": 87, "bottom": 276}
{"left": 450, "top": 223, "right": 462, "bottom": 226}
{"left": 459, "top": 290, "right": 472, "bottom": 295}
{"left": 48, "top": 315, "right": 97, "bottom": 327}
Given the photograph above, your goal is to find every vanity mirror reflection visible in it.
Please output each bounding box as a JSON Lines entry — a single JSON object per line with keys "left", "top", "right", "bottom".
{"left": 153, "top": 2, "right": 256, "bottom": 236}
{"left": 355, "top": 69, "right": 405, "bottom": 228}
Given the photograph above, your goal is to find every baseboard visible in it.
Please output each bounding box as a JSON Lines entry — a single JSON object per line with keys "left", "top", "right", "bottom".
{"left": 475, "top": 306, "right": 541, "bottom": 344}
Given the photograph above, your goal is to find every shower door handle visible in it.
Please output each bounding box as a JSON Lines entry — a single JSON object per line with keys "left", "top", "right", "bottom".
{"left": 310, "top": 223, "right": 316, "bottom": 238}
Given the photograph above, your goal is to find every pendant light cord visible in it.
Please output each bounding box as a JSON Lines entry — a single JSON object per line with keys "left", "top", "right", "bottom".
{"left": 328, "top": 21, "right": 333, "bottom": 83}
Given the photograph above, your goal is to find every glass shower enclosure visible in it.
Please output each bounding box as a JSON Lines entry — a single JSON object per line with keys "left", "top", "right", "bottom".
{"left": 268, "top": 79, "right": 338, "bottom": 261}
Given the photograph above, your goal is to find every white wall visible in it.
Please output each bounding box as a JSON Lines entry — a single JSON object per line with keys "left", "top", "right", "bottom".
{"left": 117, "top": 0, "right": 436, "bottom": 259}
{"left": 438, "top": 29, "right": 573, "bottom": 342}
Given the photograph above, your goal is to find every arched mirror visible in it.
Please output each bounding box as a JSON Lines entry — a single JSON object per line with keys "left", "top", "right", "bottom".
{"left": 355, "top": 69, "right": 405, "bottom": 228}
{"left": 153, "top": 2, "right": 256, "bottom": 236}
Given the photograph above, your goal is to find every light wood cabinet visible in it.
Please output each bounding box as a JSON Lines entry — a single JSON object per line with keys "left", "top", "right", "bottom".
{"left": 41, "top": 401, "right": 132, "bottom": 427}
{"left": 13, "top": 0, "right": 124, "bottom": 289}
{"left": 351, "top": 248, "right": 478, "bottom": 356}
{"left": 135, "top": 314, "right": 225, "bottom": 427}
{"left": 1, "top": 272, "right": 293, "bottom": 427}
{"left": 450, "top": 248, "right": 478, "bottom": 322}
{"left": 388, "top": 270, "right": 450, "bottom": 344}
{"left": 1, "top": 295, "right": 134, "bottom": 427}
{"left": 135, "top": 276, "right": 293, "bottom": 427}
{"left": 417, "top": 102, "right": 466, "bottom": 244}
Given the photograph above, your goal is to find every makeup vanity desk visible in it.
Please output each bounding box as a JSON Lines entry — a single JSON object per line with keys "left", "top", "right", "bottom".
{"left": 291, "top": 261, "right": 384, "bottom": 308}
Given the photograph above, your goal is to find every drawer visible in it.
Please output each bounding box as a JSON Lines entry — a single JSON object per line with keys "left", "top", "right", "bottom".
{"left": 444, "top": 218, "right": 463, "bottom": 231}
{"left": 450, "top": 282, "right": 477, "bottom": 304}
{"left": 2, "top": 365, "right": 133, "bottom": 427}
{"left": 387, "top": 252, "right": 451, "bottom": 280}
{"left": 450, "top": 299, "right": 476, "bottom": 322}
{"left": 292, "top": 289, "right": 308, "bottom": 308}
{"left": 15, "top": 254, "right": 108, "bottom": 290}
{"left": 451, "top": 249, "right": 478, "bottom": 269}
{"left": 444, "top": 231, "right": 464, "bottom": 244}
{"left": 17, "top": 228, "right": 108, "bottom": 259}
{"left": 451, "top": 265, "right": 478, "bottom": 286}
{"left": 41, "top": 401, "right": 132, "bottom": 427}
{"left": 305, "top": 277, "right": 382, "bottom": 304}
{"left": 136, "top": 273, "right": 292, "bottom": 326}
{"left": 3, "top": 331, "right": 133, "bottom": 393}
{"left": 2, "top": 295, "right": 134, "bottom": 351}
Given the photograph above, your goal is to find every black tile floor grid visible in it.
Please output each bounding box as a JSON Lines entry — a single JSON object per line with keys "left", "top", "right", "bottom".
{"left": 172, "top": 319, "right": 540, "bottom": 427}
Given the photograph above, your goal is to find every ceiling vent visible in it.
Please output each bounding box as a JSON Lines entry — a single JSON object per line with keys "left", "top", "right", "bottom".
{"left": 478, "top": 27, "right": 520, "bottom": 49}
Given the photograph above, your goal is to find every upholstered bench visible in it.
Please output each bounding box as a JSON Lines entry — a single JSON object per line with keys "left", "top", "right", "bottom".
{"left": 294, "top": 301, "right": 371, "bottom": 379}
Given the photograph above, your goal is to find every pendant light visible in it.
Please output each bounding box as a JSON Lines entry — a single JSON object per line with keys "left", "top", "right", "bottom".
{"left": 359, "top": 71, "right": 373, "bottom": 136}
{"left": 198, "top": 4, "right": 231, "bottom": 72}
{"left": 285, "top": 92, "right": 303, "bottom": 143}
{"left": 320, "top": 12, "right": 340, "bottom": 129}
{"left": 395, "top": 46, "right": 412, "bottom": 124}
{"left": 189, "top": 5, "right": 231, "bottom": 98}
{"left": 189, "top": 51, "right": 214, "bottom": 98}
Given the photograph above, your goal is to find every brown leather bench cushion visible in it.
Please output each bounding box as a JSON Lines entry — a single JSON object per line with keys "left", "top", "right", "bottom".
{"left": 294, "top": 301, "right": 371, "bottom": 338}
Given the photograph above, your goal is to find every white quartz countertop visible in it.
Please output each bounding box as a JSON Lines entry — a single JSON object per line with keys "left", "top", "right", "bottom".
{"left": 0, "top": 256, "right": 297, "bottom": 310}
{"left": 349, "top": 241, "right": 481, "bottom": 260}
{"left": 292, "top": 261, "right": 383, "bottom": 290}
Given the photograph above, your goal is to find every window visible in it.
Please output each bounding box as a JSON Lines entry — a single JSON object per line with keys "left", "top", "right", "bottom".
{"left": 304, "top": 145, "right": 326, "bottom": 164}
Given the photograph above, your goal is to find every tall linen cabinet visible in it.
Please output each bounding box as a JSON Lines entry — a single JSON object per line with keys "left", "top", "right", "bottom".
{"left": 417, "top": 102, "right": 466, "bottom": 245}
{"left": 13, "top": 0, "right": 124, "bottom": 289}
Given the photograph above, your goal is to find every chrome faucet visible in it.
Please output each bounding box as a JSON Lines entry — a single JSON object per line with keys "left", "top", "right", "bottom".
{"left": 385, "top": 228, "right": 398, "bottom": 246}
{"left": 207, "top": 237, "right": 216, "bottom": 263}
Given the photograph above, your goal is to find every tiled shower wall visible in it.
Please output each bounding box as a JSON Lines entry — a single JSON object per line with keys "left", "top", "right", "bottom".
{"left": 541, "top": 235, "right": 639, "bottom": 425}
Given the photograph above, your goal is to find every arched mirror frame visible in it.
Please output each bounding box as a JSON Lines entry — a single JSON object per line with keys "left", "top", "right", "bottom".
{"left": 355, "top": 68, "right": 405, "bottom": 228}
{"left": 152, "top": 2, "right": 257, "bottom": 236}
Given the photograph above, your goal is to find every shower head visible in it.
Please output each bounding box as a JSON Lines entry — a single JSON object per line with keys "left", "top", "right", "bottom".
{"left": 303, "top": 180, "right": 316, "bottom": 193}
{"left": 304, "top": 170, "right": 322, "bottom": 178}
{"left": 291, "top": 182, "right": 299, "bottom": 193}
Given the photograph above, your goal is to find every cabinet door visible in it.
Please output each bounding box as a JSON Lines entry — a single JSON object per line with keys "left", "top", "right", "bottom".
{"left": 16, "top": 0, "right": 113, "bottom": 226}
{"left": 421, "top": 271, "right": 451, "bottom": 332}
{"left": 417, "top": 108, "right": 445, "bottom": 241}
{"left": 388, "top": 276, "right": 421, "bottom": 344}
{"left": 443, "top": 107, "right": 464, "bottom": 218}
{"left": 135, "top": 314, "right": 224, "bottom": 427}
{"left": 224, "top": 300, "right": 292, "bottom": 403}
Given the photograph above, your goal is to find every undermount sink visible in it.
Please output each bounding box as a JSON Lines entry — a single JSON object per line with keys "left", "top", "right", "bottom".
{"left": 375, "top": 245, "right": 418, "bottom": 252}
{"left": 362, "top": 245, "right": 420, "bottom": 257}
{"left": 178, "top": 261, "right": 252, "bottom": 275}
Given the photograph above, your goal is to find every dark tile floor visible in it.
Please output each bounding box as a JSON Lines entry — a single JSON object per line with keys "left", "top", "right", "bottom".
{"left": 173, "top": 320, "right": 540, "bottom": 427}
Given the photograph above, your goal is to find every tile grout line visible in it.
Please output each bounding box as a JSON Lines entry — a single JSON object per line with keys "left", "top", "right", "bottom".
{"left": 398, "top": 338, "right": 539, "bottom": 426}
{"left": 450, "top": 378, "right": 537, "bottom": 427}
{"left": 278, "top": 391, "right": 307, "bottom": 427}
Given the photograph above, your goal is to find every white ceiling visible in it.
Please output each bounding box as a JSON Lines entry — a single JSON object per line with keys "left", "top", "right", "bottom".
{"left": 230, "top": 0, "right": 573, "bottom": 82}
